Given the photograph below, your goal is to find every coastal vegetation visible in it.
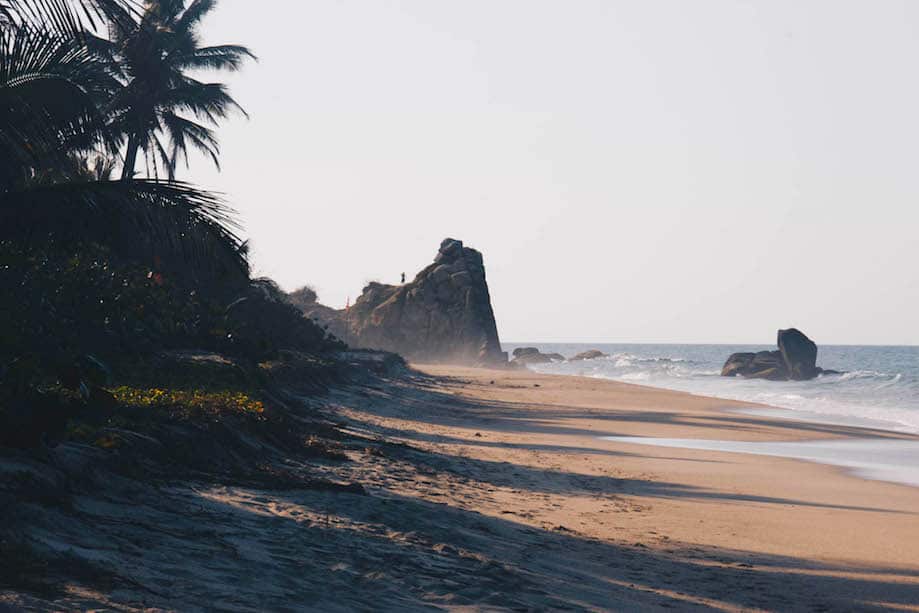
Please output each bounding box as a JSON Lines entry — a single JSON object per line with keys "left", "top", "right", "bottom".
{"left": 0, "top": 1, "right": 341, "bottom": 455}
{"left": 0, "top": 6, "right": 366, "bottom": 598}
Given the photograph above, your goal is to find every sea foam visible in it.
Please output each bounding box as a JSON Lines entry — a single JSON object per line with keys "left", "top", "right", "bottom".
{"left": 507, "top": 343, "right": 919, "bottom": 434}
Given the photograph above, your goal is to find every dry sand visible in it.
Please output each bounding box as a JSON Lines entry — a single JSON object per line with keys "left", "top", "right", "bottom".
{"left": 341, "top": 364, "right": 919, "bottom": 611}
{"left": 3, "top": 364, "right": 918, "bottom": 611}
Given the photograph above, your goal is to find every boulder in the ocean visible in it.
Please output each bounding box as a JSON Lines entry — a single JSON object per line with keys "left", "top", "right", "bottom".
{"left": 721, "top": 328, "right": 829, "bottom": 381}
{"left": 511, "top": 347, "right": 565, "bottom": 365}
{"left": 569, "top": 350, "right": 608, "bottom": 361}
{"left": 777, "top": 328, "right": 819, "bottom": 381}
{"left": 721, "top": 352, "right": 755, "bottom": 377}
{"left": 721, "top": 351, "right": 788, "bottom": 380}
{"left": 513, "top": 347, "right": 540, "bottom": 358}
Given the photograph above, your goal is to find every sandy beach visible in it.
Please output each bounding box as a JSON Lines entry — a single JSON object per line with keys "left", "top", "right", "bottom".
{"left": 341, "top": 364, "right": 919, "bottom": 611}
{"left": 5, "top": 364, "right": 919, "bottom": 611}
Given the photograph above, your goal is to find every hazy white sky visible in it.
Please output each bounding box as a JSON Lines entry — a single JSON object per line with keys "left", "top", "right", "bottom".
{"left": 189, "top": 0, "right": 919, "bottom": 345}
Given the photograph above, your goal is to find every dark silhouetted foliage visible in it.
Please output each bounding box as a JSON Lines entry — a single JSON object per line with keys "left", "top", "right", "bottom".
{"left": 287, "top": 285, "right": 318, "bottom": 310}
{"left": 222, "top": 279, "right": 345, "bottom": 362}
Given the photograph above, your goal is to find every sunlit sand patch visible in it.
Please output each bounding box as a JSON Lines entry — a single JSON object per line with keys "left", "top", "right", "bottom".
{"left": 600, "top": 436, "right": 919, "bottom": 488}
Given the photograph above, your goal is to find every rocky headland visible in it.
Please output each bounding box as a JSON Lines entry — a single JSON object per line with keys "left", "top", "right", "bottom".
{"left": 295, "top": 239, "right": 506, "bottom": 366}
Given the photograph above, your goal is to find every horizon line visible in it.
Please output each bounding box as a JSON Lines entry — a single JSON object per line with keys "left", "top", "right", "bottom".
{"left": 501, "top": 341, "right": 919, "bottom": 348}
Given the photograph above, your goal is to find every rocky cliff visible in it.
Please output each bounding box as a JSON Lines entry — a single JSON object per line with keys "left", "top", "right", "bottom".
{"left": 295, "top": 239, "right": 507, "bottom": 365}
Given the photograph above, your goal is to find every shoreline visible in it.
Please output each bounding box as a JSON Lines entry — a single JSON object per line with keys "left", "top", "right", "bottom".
{"left": 510, "top": 363, "right": 919, "bottom": 440}
{"left": 513, "top": 342, "right": 919, "bottom": 437}
{"left": 733, "top": 405, "right": 919, "bottom": 435}
{"left": 406, "top": 364, "right": 919, "bottom": 607}
{"left": 524, "top": 366, "right": 919, "bottom": 488}
{"left": 535, "top": 364, "right": 919, "bottom": 437}
{"left": 530, "top": 364, "right": 919, "bottom": 488}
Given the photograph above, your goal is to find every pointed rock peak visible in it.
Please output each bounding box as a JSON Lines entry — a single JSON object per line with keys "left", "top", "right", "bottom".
{"left": 293, "top": 239, "right": 507, "bottom": 366}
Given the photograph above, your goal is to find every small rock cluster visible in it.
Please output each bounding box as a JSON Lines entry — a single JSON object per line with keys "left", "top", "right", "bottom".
{"left": 509, "top": 347, "right": 608, "bottom": 366}
{"left": 569, "top": 350, "right": 607, "bottom": 362}
{"left": 721, "top": 328, "right": 840, "bottom": 381}
{"left": 511, "top": 347, "right": 566, "bottom": 365}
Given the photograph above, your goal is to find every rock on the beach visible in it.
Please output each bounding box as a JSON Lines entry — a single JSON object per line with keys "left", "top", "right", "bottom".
{"left": 569, "top": 350, "right": 608, "bottom": 361}
{"left": 513, "top": 347, "right": 540, "bottom": 358}
{"left": 721, "top": 328, "right": 826, "bottom": 381}
{"left": 777, "top": 328, "right": 819, "bottom": 381}
{"left": 510, "top": 348, "right": 565, "bottom": 365}
{"left": 296, "top": 238, "right": 507, "bottom": 366}
{"left": 721, "top": 350, "right": 789, "bottom": 380}
{"left": 721, "top": 352, "right": 755, "bottom": 377}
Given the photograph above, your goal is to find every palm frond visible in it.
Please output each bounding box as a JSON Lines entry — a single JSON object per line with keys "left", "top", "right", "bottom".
{"left": 176, "top": 44, "right": 256, "bottom": 71}
{"left": 1, "top": 179, "right": 249, "bottom": 282}
{"left": 166, "top": 77, "right": 248, "bottom": 122}
{"left": 0, "top": 26, "right": 119, "bottom": 189}
{"left": 1, "top": 0, "right": 84, "bottom": 34}
{"left": 1, "top": 0, "right": 137, "bottom": 36}
{"left": 174, "top": 0, "right": 216, "bottom": 33}
{"left": 162, "top": 111, "right": 219, "bottom": 179}
{"left": 0, "top": 25, "right": 118, "bottom": 98}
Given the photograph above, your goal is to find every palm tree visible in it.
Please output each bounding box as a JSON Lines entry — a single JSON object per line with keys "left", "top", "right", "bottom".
{"left": 99, "top": 0, "right": 255, "bottom": 180}
{"left": 0, "top": 0, "right": 249, "bottom": 281}
{"left": 1, "top": 0, "right": 135, "bottom": 38}
{"left": 0, "top": 0, "right": 253, "bottom": 435}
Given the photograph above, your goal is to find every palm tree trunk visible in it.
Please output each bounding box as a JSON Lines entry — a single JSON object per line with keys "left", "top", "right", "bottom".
{"left": 121, "top": 134, "right": 139, "bottom": 180}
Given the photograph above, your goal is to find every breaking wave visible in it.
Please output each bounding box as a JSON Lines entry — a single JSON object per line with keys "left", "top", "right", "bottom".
{"left": 506, "top": 343, "right": 919, "bottom": 434}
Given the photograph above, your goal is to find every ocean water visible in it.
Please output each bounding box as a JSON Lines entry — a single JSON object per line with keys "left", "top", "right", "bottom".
{"left": 504, "top": 343, "right": 919, "bottom": 435}
{"left": 599, "top": 437, "right": 919, "bottom": 488}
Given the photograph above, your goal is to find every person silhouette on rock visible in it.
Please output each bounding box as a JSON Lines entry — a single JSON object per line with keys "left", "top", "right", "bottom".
{"left": 401, "top": 272, "right": 405, "bottom": 284}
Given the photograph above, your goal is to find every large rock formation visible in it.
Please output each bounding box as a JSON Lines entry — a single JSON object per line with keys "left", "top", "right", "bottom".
{"left": 296, "top": 239, "right": 507, "bottom": 365}
{"left": 721, "top": 328, "right": 832, "bottom": 381}
{"left": 777, "top": 328, "right": 818, "bottom": 380}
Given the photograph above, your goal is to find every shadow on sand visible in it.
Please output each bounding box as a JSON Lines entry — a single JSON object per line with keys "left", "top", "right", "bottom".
{"left": 185, "top": 470, "right": 919, "bottom": 611}
{"left": 8, "top": 372, "right": 918, "bottom": 611}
